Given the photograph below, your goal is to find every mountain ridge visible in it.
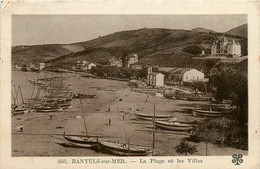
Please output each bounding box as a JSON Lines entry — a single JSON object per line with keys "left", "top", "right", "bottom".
{"left": 12, "top": 24, "right": 248, "bottom": 69}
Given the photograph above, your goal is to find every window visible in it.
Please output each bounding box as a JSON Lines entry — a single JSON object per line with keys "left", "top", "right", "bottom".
{"left": 186, "top": 76, "right": 188, "bottom": 80}
{"left": 197, "top": 76, "right": 199, "bottom": 80}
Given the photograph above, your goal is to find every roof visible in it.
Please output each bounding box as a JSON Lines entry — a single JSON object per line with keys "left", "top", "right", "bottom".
{"left": 148, "top": 72, "right": 163, "bottom": 76}
{"left": 158, "top": 67, "right": 178, "bottom": 73}
{"left": 169, "top": 68, "right": 192, "bottom": 74}
{"left": 127, "top": 53, "right": 138, "bottom": 58}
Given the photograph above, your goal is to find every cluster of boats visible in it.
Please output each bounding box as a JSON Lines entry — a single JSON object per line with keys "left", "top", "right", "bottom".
{"left": 134, "top": 112, "right": 197, "bottom": 133}
{"left": 164, "top": 90, "right": 231, "bottom": 118}
{"left": 12, "top": 76, "right": 73, "bottom": 116}
{"left": 62, "top": 134, "right": 154, "bottom": 156}
{"left": 164, "top": 90, "right": 212, "bottom": 101}
{"left": 61, "top": 98, "right": 155, "bottom": 156}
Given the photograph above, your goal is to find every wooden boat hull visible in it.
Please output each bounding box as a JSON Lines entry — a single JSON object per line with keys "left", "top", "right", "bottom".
{"left": 155, "top": 120, "right": 195, "bottom": 131}
{"left": 135, "top": 113, "right": 174, "bottom": 121}
{"left": 73, "top": 94, "right": 96, "bottom": 99}
{"left": 50, "top": 104, "right": 72, "bottom": 109}
{"left": 35, "top": 108, "right": 63, "bottom": 112}
{"left": 98, "top": 141, "right": 154, "bottom": 156}
{"left": 12, "top": 109, "right": 29, "bottom": 116}
{"left": 63, "top": 135, "right": 98, "bottom": 148}
{"left": 193, "top": 109, "right": 226, "bottom": 117}
{"left": 186, "top": 96, "right": 211, "bottom": 101}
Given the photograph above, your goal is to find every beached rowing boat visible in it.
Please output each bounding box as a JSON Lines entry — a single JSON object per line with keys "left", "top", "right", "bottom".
{"left": 35, "top": 106, "right": 63, "bottom": 112}
{"left": 135, "top": 112, "right": 174, "bottom": 121}
{"left": 63, "top": 135, "right": 99, "bottom": 148}
{"left": 50, "top": 103, "right": 72, "bottom": 109}
{"left": 73, "top": 93, "right": 96, "bottom": 99}
{"left": 193, "top": 109, "right": 227, "bottom": 117}
{"left": 12, "top": 108, "right": 29, "bottom": 116}
{"left": 186, "top": 96, "right": 212, "bottom": 101}
{"left": 98, "top": 141, "right": 154, "bottom": 156}
{"left": 155, "top": 120, "right": 195, "bottom": 131}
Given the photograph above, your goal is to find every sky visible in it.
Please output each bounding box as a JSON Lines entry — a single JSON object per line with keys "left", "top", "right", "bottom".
{"left": 12, "top": 15, "right": 247, "bottom": 46}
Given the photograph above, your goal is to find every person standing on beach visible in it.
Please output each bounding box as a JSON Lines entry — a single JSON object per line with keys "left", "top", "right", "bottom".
{"left": 19, "top": 124, "right": 23, "bottom": 132}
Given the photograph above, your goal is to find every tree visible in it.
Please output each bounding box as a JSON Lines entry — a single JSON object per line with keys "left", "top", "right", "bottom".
{"left": 174, "top": 139, "right": 197, "bottom": 156}
{"left": 209, "top": 67, "right": 248, "bottom": 125}
{"left": 183, "top": 45, "right": 202, "bottom": 55}
{"left": 193, "top": 117, "right": 237, "bottom": 155}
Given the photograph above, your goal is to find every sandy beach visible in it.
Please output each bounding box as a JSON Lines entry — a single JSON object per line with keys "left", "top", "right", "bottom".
{"left": 11, "top": 71, "right": 248, "bottom": 156}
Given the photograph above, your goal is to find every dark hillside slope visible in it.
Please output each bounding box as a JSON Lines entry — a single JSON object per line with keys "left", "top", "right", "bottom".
{"left": 225, "top": 24, "right": 248, "bottom": 38}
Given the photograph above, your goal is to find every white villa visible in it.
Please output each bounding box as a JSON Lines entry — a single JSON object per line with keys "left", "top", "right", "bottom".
{"left": 147, "top": 72, "right": 164, "bottom": 87}
{"left": 211, "top": 38, "right": 241, "bottom": 57}
{"left": 168, "top": 68, "right": 205, "bottom": 85}
{"left": 127, "top": 53, "right": 138, "bottom": 67}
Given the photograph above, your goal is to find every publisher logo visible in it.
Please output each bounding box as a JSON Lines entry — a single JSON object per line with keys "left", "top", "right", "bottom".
{"left": 232, "top": 154, "right": 243, "bottom": 165}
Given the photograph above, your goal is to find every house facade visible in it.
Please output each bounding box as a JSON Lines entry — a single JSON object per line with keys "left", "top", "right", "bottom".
{"left": 34, "top": 63, "right": 45, "bottom": 70}
{"left": 130, "top": 64, "right": 143, "bottom": 70}
{"left": 109, "top": 58, "right": 122, "bottom": 67}
{"left": 72, "top": 61, "right": 96, "bottom": 71}
{"left": 127, "top": 54, "right": 138, "bottom": 67}
{"left": 211, "top": 38, "right": 241, "bottom": 57}
{"left": 87, "top": 63, "right": 96, "bottom": 70}
{"left": 168, "top": 68, "right": 204, "bottom": 85}
{"left": 147, "top": 72, "right": 164, "bottom": 87}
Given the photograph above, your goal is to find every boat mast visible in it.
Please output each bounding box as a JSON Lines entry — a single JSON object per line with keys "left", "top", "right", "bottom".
{"left": 11, "top": 90, "right": 15, "bottom": 104}
{"left": 80, "top": 96, "right": 88, "bottom": 136}
{"left": 18, "top": 86, "right": 25, "bottom": 104}
{"left": 14, "top": 86, "right": 19, "bottom": 104}
{"left": 152, "top": 104, "right": 155, "bottom": 156}
{"left": 116, "top": 99, "right": 125, "bottom": 143}
{"left": 204, "top": 83, "right": 212, "bottom": 111}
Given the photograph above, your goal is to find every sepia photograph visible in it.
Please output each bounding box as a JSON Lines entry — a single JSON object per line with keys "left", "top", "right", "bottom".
{"left": 10, "top": 14, "right": 249, "bottom": 157}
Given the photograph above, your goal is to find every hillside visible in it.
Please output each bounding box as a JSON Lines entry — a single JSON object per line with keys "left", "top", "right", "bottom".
{"left": 225, "top": 24, "right": 248, "bottom": 38}
{"left": 12, "top": 26, "right": 248, "bottom": 69}
{"left": 12, "top": 44, "right": 85, "bottom": 65}
{"left": 191, "top": 27, "right": 216, "bottom": 33}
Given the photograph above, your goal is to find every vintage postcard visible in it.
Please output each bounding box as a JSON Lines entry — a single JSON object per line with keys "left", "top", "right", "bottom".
{"left": 1, "top": 1, "right": 259, "bottom": 169}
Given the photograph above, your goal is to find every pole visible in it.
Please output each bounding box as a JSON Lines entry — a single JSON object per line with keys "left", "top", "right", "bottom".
{"left": 11, "top": 90, "right": 16, "bottom": 105}
{"left": 30, "top": 85, "right": 35, "bottom": 99}
{"left": 19, "top": 86, "right": 24, "bottom": 104}
{"left": 205, "top": 83, "right": 212, "bottom": 111}
{"left": 14, "top": 86, "right": 19, "bottom": 104}
{"left": 128, "top": 138, "right": 130, "bottom": 156}
{"left": 80, "top": 96, "right": 88, "bottom": 136}
{"left": 152, "top": 104, "right": 155, "bottom": 156}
